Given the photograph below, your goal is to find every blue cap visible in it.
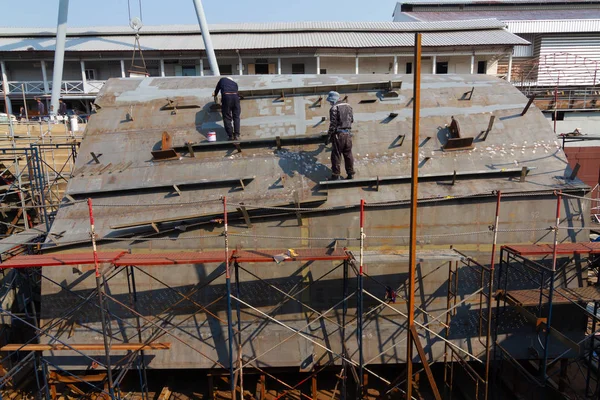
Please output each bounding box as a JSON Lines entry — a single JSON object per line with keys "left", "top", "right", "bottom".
{"left": 326, "top": 91, "right": 340, "bottom": 103}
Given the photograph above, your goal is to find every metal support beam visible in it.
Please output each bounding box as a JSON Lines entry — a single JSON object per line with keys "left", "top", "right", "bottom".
{"left": 120, "top": 60, "right": 126, "bottom": 78}
{"left": 507, "top": 52, "right": 513, "bottom": 82}
{"left": 41, "top": 60, "right": 50, "bottom": 93}
{"left": 406, "top": 32, "right": 422, "bottom": 400}
{"left": 355, "top": 56, "right": 359, "bottom": 74}
{"left": 237, "top": 51, "right": 243, "bottom": 76}
{"left": 277, "top": 57, "right": 282, "bottom": 74}
{"left": 234, "top": 261, "right": 243, "bottom": 399}
{"left": 223, "top": 197, "right": 235, "bottom": 396}
{"left": 192, "top": 0, "right": 220, "bottom": 76}
{"left": 470, "top": 54, "right": 475, "bottom": 74}
{"left": 50, "top": 0, "right": 69, "bottom": 116}
{"left": 1, "top": 61, "right": 9, "bottom": 96}
{"left": 86, "top": 198, "right": 116, "bottom": 400}
{"left": 160, "top": 59, "right": 165, "bottom": 77}
{"left": 126, "top": 265, "right": 149, "bottom": 400}
{"left": 316, "top": 56, "right": 321, "bottom": 74}
{"left": 0, "top": 61, "right": 12, "bottom": 115}
{"left": 80, "top": 60, "right": 87, "bottom": 94}
{"left": 483, "top": 191, "right": 501, "bottom": 400}
{"left": 521, "top": 94, "right": 536, "bottom": 116}
{"left": 200, "top": 59, "right": 204, "bottom": 76}
{"left": 432, "top": 55, "right": 436, "bottom": 74}
{"left": 358, "top": 200, "right": 365, "bottom": 397}
{"left": 393, "top": 56, "right": 398, "bottom": 74}
{"left": 541, "top": 193, "right": 562, "bottom": 382}
{"left": 342, "top": 260, "right": 348, "bottom": 400}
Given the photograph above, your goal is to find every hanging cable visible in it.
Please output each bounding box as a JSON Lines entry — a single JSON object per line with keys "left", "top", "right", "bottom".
{"left": 126, "top": 0, "right": 148, "bottom": 77}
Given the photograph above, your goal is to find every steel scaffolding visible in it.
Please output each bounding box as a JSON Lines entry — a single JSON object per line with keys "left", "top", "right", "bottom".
{"left": 0, "top": 139, "right": 80, "bottom": 241}
{"left": 0, "top": 189, "right": 596, "bottom": 398}
{"left": 494, "top": 245, "right": 600, "bottom": 398}
{"left": 0, "top": 195, "right": 508, "bottom": 400}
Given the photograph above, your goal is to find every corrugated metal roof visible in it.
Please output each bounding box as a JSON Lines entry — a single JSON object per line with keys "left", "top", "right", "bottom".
{"left": 405, "top": 9, "right": 600, "bottom": 21}
{"left": 0, "top": 20, "right": 508, "bottom": 37}
{"left": 399, "top": 0, "right": 599, "bottom": 4}
{"left": 507, "top": 19, "right": 600, "bottom": 33}
{"left": 0, "top": 30, "right": 528, "bottom": 52}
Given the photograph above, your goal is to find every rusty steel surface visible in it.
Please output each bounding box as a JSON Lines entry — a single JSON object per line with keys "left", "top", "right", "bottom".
{"left": 36, "top": 74, "right": 594, "bottom": 371}
{"left": 0, "top": 251, "right": 127, "bottom": 268}
{"left": 1, "top": 248, "right": 349, "bottom": 268}
{"left": 45, "top": 74, "right": 589, "bottom": 247}
{"left": 504, "top": 286, "right": 600, "bottom": 307}
{"left": 503, "top": 242, "right": 600, "bottom": 256}
{"left": 563, "top": 146, "right": 600, "bottom": 189}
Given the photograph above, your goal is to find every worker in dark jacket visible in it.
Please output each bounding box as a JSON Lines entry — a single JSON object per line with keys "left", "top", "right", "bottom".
{"left": 213, "top": 77, "right": 241, "bottom": 141}
{"left": 36, "top": 98, "right": 45, "bottom": 117}
{"left": 58, "top": 99, "right": 67, "bottom": 116}
{"left": 326, "top": 91, "right": 355, "bottom": 180}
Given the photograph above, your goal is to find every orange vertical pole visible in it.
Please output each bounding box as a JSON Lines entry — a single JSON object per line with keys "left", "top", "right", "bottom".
{"left": 406, "top": 32, "right": 422, "bottom": 400}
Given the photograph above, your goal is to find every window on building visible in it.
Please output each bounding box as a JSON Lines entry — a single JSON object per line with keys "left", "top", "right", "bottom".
{"left": 84, "top": 69, "right": 96, "bottom": 80}
{"left": 477, "top": 61, "right": 487, "bottom": 74}
{"left": 320, "top": 69, "right": 327, "bottom": 75}
{"left": 219, "top": 65, "right": 233, "bottom": 75}
{"left": 551, "top": 111, "right": 565, "bottom": 121}
{"left": 182, "top": 66, "right": 196, "bottom": 76}
{"left": 292, "top": 63, "right": 305, "bottom": 74}
{"left": 436, "top": 62, "right": 448, "bottom": 74}
{"left": 406, "top": 62, "right": 413, "bottom": 74}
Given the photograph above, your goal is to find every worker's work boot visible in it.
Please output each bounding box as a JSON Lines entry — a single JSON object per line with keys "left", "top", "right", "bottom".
{"left": 227, "top": 136, "right": 234, "bottom": 141}
{"left": 346, "top": 174, "right": 354, "bottom": 180}
{"left": 328, "top": 175, "right": 341, "bottom": 181}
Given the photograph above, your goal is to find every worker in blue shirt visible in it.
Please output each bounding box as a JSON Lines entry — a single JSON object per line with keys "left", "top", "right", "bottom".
{"left": 213, "top": 77, "right": 241, "bottom": 141}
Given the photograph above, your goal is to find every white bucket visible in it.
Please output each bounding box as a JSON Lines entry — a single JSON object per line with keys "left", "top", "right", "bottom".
{"left": 207, "top": 131, "right": 217, "bottom": 142}
{"left": 70, "top": 115, "right": 79, "bottom": 133}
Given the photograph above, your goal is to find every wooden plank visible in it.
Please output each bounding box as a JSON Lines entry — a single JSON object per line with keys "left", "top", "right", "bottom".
{"left": 410, "top": 325, "right": 442, "bottom": 400}
{"left": 158, "top": 387, "right": 172, "bottom": 400}
{"left": 66, "top": 384, "right": 86, "bottom": 396}
{"left": 1, "top": 343, "right": 171, "bottom": 351}
{"left": 5, "top": 208, "right": 23, "bottom": 236}
{"left": 49, "top": 372, "right": 106, "bottom": 383}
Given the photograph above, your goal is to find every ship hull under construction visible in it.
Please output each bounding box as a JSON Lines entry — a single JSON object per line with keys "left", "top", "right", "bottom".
{"left": 23, "top": 74, "right": 591, "bottom": 380}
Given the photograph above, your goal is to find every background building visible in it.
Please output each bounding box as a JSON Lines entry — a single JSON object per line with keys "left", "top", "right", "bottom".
{"left": 0, "top": 20, "right": 526, "bottom": 114}
{"left": 393, "top": 0, "right": 600, "bottom": 87}
{"left": 393, "top": 0, "right": 600, "bottom": 185}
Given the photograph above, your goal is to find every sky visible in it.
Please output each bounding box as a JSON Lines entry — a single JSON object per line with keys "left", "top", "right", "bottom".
{"left": 7, "top": 0, "right": 400, "bottom": 28}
